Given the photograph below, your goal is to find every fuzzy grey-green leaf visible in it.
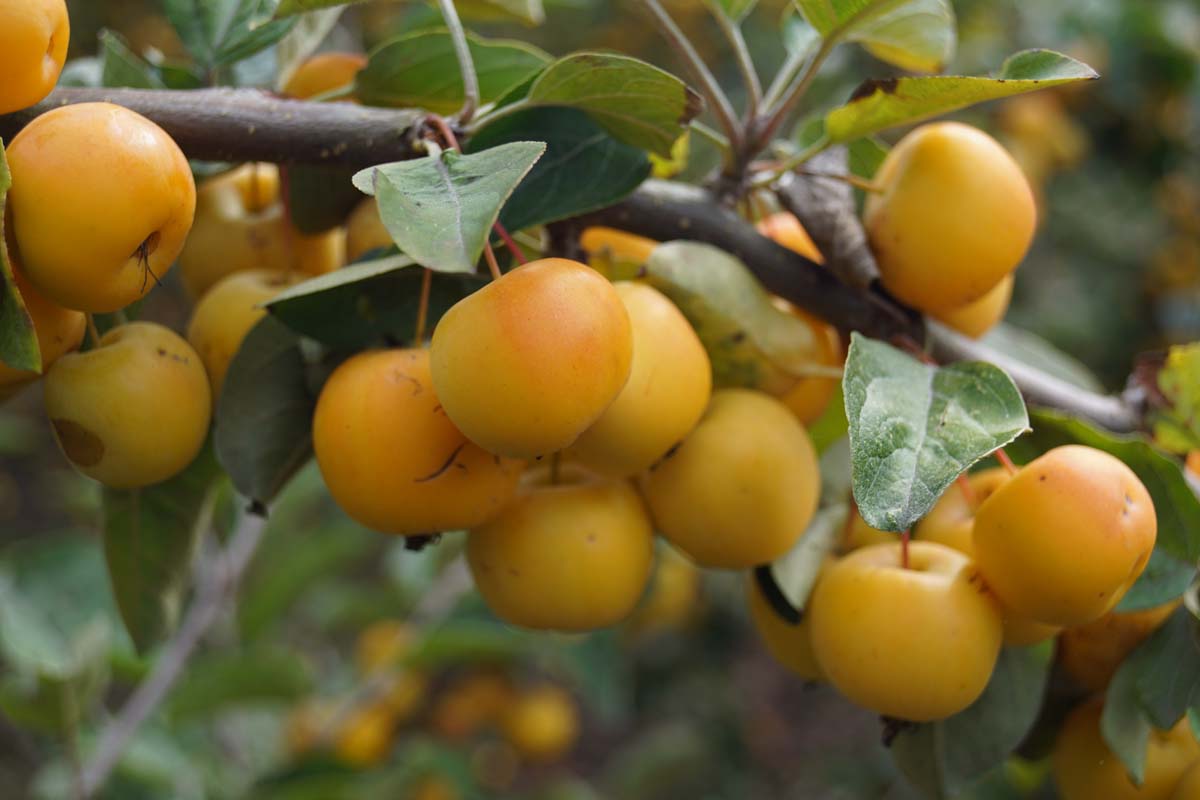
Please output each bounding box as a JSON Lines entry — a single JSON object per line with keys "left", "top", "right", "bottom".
{"left": 843, "top": 333, "right": 1028, "bottom": 532}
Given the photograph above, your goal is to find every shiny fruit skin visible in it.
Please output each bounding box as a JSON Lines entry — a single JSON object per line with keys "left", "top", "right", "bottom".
{"left": 0, "top": 266, "right": 84, "bottom": 400}
{"left": 178, "top": 164, "right": 345, "bottom": 298}
{"left": 809, "top": 542, "right": 1003, "bottom": 721}
{"left": 974, "top": 445, "right": 1157, "bottom": 626}
{"left": 1054, "top": 697, "right": 1200, "bottom": 800}
{"left": 283, "top": 52, "right": 366, "bottom": 100}
{"left": 501, "top": 686, "right": 580, "bottom": 764}
{"left": 756, "top": 212, "right": 824, "bottom": 263}
{"left": 312, "top": 348, "right": 524, "bottom": 536}
{"left": 467, "top": 465, "right": 654, "bottom": 632}
{"left": 746, "top": 574, "right": 824, "bottom": 681}
{"left": 186, "top": 269, "right": 292, "bottom": 400}
{"left": 932, "top": 275, "right": 1013, "bottom": 339}
{"left": 580, "top": 227, "right": 658, "bottom": 266}
{"left": 6, "top": 103, "right": 196, "bottom": 312}
{"left": 639, "top": 389, "right": 820, "bottom": 569}
{"left": 345, "top": 198, "right": 393, "bottom": 262}
{"left": 569, "top": 282, "right": 712, "bottom": 477}
{"left": 430, "top": 259, "right": 633, "bottom": 459}
{"left": 865, "top": 122, "right": 1036, "bottom": 313}
{"left": 627, "top": 544, "right": 702, "bottom": 635}
{"left": 914, "top": 468, "right": 1011, "bottom": 556}
{"left": 44, "top": 322, "right": 211, "bottom": 489}
{"left": 1059, "top": 601, "right": 1181, "bottom": 692}
{"left": 0, "top": 0, "right": 69, "bottom": 114}
{"left": 770, "top": 298, "right": 844, "bottom": 425}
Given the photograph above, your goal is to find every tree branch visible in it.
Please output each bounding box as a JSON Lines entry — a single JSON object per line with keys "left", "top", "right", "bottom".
{"left": 79, "top": 515, "right": 267, "bottom": 798}
{"left": 0, "top": 88, "right": 423, "bottom": 168}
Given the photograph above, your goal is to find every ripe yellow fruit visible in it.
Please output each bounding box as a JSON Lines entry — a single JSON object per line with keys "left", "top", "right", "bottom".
{"left": 1059, "top": 601, "right": 1181, "bottom": 692}
{"left": 177, "top": 164, "right": 345, "bottom": 299}
{"left": 283, "top": 52, "right": 366, "bottom": 100}
{"left": 639, "top": 389, "right": 820, "bottom": 569}
{"left": 746, "top": 574, "right": 824, "bottom": 681}
{"left": 345, "top": 198, "right": 393, "bottom": 262}
{"left": 1171, "top": 762, "right": 1200, "bottom": 800}
{"left": 569, "top": 282, "right": 712, "bottom": 477}
{"left": 6, "top": 103, "right": 196, "bottom": 312}
{"left": 627, "top": 544, "right": 702, "bottom": 635}
{"left": 0, "top": 0, "right": 69, "bottom": 114}
{"left": 467, "top": 465, "right": 654, "bottom": 631}
{"left": 185, "top": 269, "right": 292, "bottom": 400}
{"left": 312, "top": 348, "right": 523, "bottom": 536}
{"left": 770, "top": 298, "right": 844, "bottom": 425}
{"left": 757, "top": 212, "right": 824, "bottom": 264}
{"left": 974, "top": 446, "right": 1157, "bottom": 626}
{"left": 914, "top": 468, "right": 1011, "bottom": 555}
{"left": 865, "top": 122, "right": 1036, "bottom": 313}
{"left": 501, "top": 686, "right": 580, "bottom": 764}
{"left": 580, "top": 227, "right": 658, "bottom": 267}
{"left": 430, "top": 259, "right": 633, "bottom": 459}
{"left": 1054, "top": 697, "right": 1199, "bottom": 800}
{"left": 840, "top": 506, "right": 896, "bottom": 552}
{"left": 429, "top": 670, "right": 514, "bottom": 741}
{"left": 44, "top": 322, "right": 211, "bottom": 489}
{"left": 932, "top": 275, "right": 1014, "bottom": 339}
{"left": 0, "top": 267, "right": 84, "bottom": 401}
{"left": 334, "top": 704, "right": 397, "bottom": 768}
{"left": 809, "top": 542, "right": 1003, "bottom": 721}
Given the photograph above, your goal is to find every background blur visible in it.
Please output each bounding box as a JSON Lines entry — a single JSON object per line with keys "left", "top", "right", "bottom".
{"left": 1, "top": 0, "right": 1197, "bottom": 798}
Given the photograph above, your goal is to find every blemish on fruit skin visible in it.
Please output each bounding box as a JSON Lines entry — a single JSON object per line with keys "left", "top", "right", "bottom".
{"left": 51, "top": 419, "right": 105, "bottom": 467}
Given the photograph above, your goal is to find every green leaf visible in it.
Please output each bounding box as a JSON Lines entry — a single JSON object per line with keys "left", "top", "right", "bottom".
{"left": 843, "top": 333, "right": 1029, "bottom": 532}
{"left": 1005, "top": 409, "right": 1200, "bottom": 610}
{"left": 357, "top": 30, "right": 550, "bottom": 115}
{"left": 274, "top": 7, "right": 350, "bottom": 91}
{"left": 643, "top": 242, "right": 842, "bottom": 396}
{"left": 794, "top": 0, "right": 956, "bottom": 73}
{"left": 523, "top": 52, "right": 703, "bottom": 158}
{"left": 351, "top": 142, "right": 545, "bottom": 274}
{"left": 214, "top": 316, "right": 315, "bottom": 508}
{"left": 285, "top": 165, "right": 363, "bottom": 235}
{"left": 267, "top": 0, "right": 370, "bottom": 19}
{"left": 215, "top": 2, "right": 296, "bottom": 66}
{"left": 0, "top": 142, "right": 40, "bottom": 374}
{"left": 824, "top": 49, "right": 1098, "bottom": 144}
{"left": 704, "top": 0, "right": 759, "bottom": 21}
{"left": 164, "top": 0, "right": 297, "bottom": 69}
{"left": 847, "top": 136, "right": 889, "bottom": 180}
{"left": 99, "top": 30, "right": 165, "bottom": 89}
{"left": 266, "top": 257, "right": 485, "bottom": 350}
{"left": 891, "top": 644, "right": 1054, "bottom": 797}
{"left": 102, "top": 444, "right": 223, "bottom": 653}
{"left": 1127, "top": 608, "right": 1200, "bottom": 731}
{"left": 1155, "top": 343, "right": 1200, "bottom": 455}
{"left": 980, "top": 323, "right": 1106, "bottom": 394}
{"left": 1102, "top": 659, "right": 1153, "bottom": 785}
{"left": 468, "top": 107, "right": 650, "bottom": 233}
{"left": 167, "top": 646, "right": 314, "bottom": 721}
{"left": 452, "top": 0, "right": 545, "bottom": 25}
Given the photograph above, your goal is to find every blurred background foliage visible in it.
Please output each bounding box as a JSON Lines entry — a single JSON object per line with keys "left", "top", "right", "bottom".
{"left": 0, "top": 0, "right": 1196, "bottom": 798}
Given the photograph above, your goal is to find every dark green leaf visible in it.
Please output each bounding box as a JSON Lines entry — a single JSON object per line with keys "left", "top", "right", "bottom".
{"left": 843, "top": 333, "right": 1029, "bottom": 531}
{"left": 352, "top": 142, "right": 545, "bottom": 274}
{"left": 102, "top": 443, "right": 223, "bottom": 653}
{"left": 357, "top": 30, "right": 550, "bottom": 114}
{"left": 285, "top": 165, "right": 362, "bottom": 234}
{"left": 266, "top": 257, "right": 485, "bottom": 350}
{"left": 1113, "top": 608, "right": 1200, "bottom": 732}
{"left": 99, "top": 30, "right": 166, "bottom": 89}
{"left": 794, "top": 0, "right": 956, "bottom": 73}
{"left": 891, "top": 644, "right": 1053, "bottom": 797}
{"left": 0, "top": 142, "right": 40, "bottom": 373}
{"left": 214, "top": 316, "right": 315, "bottom": 507}
{"left": 167, "top": 646, "right": 314, "bottom": 720}
{"left": 523, "top": 52, "right": 702, "bottom": 157}
{"left": 1102, "top": 657, "right": 1153, "bottom": 784}
{"left": 267, "top": 0, "right": 370, "bottom": 19}
{"left": 452, "top": 0, "right": 545, "bottom": 26}
{"left": 825, "top": 49, "right": 1097, "bottom": 144}
{"left": 214, "top": 2, "right": 296, "bottom": 66}
{"left": 704, "top": 0, "right": 759, "bottom": 21}
{"left": 468, "top": 106, "right": 650, "bottom": 232}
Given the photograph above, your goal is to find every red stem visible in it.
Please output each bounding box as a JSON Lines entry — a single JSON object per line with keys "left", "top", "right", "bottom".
{"left": 492, "top": 222, "right": 527, "bottom": 265}
{"left": 995, "top": 448, "right": 1018, "bottom": 476}
{"left": 956, "top": 473, "right": 977, "bottom": 511}
{"left": 900, "top": 529, "right": 911, "bottom": 569}
{"left": 426, "top": 114, "right": 462, "bottom": 152}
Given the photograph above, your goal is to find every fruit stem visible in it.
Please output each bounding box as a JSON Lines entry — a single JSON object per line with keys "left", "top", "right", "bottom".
{"left": 414, "top": 268, "right": 433, "bottom": 343}
{"left": 900, "top": 529, "right": 911, "bottom": 570}
{"left": 798, "top": 169, "right": 883, "bottom": 194}
{"left": 956, "top": 473, "right": 977, "bottom": 511}
{"left": 426, "top": 114, "right": 462, "bottom": 153}
{"left": 483, "top": 243, "right": 503, "bottom": 281}
{"left": 995, "top": 448, "right": 1018, "bottom": 476}
{"left": 493, "top": 222, "right": 527, "bottom": 265}
{"left": 86, "top": 314, "right": 102, "bottom": 348}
